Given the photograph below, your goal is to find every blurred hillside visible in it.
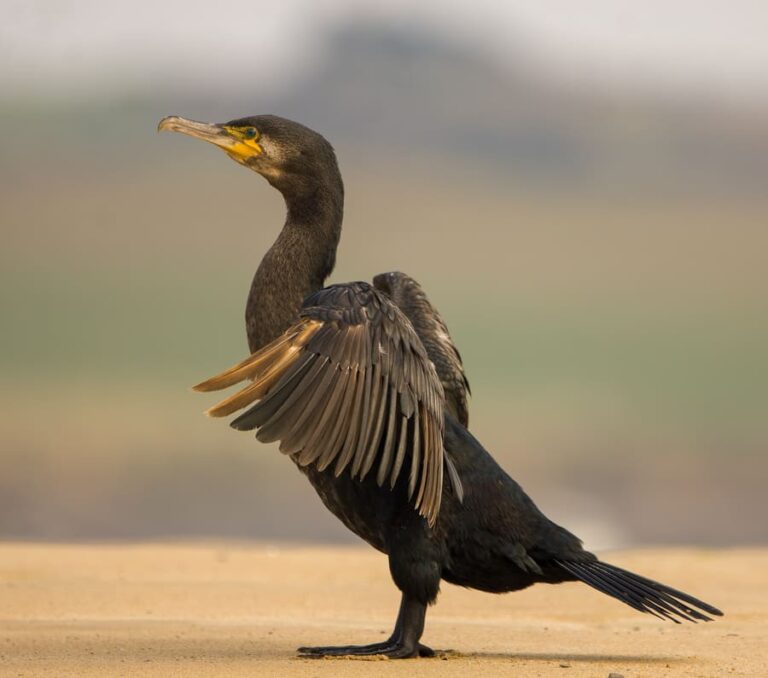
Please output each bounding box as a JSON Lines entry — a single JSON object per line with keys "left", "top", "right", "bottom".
{"left": 6, "top": 24, "right": 768, "bottom": 192}
{"left": 1, "top": 22, "right": 766, "bottom": 546}
{"left": 274, "top": 25, "right": 768, "bottom": 194}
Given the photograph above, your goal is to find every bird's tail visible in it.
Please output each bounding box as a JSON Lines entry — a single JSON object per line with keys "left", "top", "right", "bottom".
{"left": 554, "top": 559, "right": 723, "bottom": 623}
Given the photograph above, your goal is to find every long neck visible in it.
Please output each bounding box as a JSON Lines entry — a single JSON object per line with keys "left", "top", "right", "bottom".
{"left": 245, "top": 180, "right": 343, "bottom": 352}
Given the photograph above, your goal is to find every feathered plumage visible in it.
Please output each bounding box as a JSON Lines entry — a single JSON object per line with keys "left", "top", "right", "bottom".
{"left": 160, "top": 112, "right": 722, "bottom": 660}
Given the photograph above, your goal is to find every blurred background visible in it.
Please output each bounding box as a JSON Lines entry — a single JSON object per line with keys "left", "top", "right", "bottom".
{"left": 1, "top": 0, "right": 766, "bottom": 549}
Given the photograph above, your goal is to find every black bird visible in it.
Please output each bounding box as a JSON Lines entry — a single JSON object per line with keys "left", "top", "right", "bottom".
{"left": 158, "top": 114, "right": 722, "bottom": 658}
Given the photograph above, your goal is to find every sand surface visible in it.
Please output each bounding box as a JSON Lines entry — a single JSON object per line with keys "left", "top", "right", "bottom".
{"left": 0, "top": 543, "right": 764, "bottom": 677}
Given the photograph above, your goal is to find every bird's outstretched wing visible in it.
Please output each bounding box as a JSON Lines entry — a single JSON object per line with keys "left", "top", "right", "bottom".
{"left": 373, "top": 272, "right": 471, "bottom": 427}
{"left": 193, "top": 281, "right": 446, "bottom": 525}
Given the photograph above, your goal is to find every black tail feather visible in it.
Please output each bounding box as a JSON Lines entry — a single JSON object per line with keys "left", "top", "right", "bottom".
{"left": 555, "top": 559, "right": 723, "bottom": 623}
{"left": 557, "top": 560, "right": 666, "bottom": 620}
{"left": 590, "top": 562, "right": 695, "bottom": 623}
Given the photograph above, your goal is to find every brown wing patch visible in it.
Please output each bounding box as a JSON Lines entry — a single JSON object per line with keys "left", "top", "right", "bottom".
{"left": 193, "top": 322, "right": 320, "bottom": 418}
{"left": 193, "top": 293, "right": 445, "bottom": 525}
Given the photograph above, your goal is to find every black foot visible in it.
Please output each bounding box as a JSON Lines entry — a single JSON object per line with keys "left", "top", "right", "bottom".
{"left": 297, "top": 641, "right": 434, "bottom": 659}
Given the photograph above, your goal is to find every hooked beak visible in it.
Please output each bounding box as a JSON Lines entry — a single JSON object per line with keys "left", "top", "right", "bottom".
{"left": 158, "top": 116, "right": 231, "bottom": 146}
{"left": 157, "top": 115, "right": 260, "bottom": 164}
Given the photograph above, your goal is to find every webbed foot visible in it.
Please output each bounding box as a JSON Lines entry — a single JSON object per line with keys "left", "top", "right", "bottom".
{"left": 297, "top": 641, "right": 434, "bottom": 658}
{"left": 298, "top": 592, "right": 432, "bottom": 659}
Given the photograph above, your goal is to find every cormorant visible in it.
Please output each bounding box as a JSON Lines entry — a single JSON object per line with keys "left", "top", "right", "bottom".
{"left": 158, "top": 114, "right": 722, "bottom": 658}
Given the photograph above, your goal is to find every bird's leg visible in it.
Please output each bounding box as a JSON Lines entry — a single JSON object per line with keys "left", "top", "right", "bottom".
{"left": 297, "top": 593, "right": 433, "bottom": 658}
{"left": 298, "top": 510, "right": 440, "bottom": 659}
{"left": 378, "top": 594, "right": 434, "bottom": 658}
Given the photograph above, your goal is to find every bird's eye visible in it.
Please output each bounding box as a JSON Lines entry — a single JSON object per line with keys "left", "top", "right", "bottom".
{"left": 243, "top": 127, "right": 257, "bottom": 139}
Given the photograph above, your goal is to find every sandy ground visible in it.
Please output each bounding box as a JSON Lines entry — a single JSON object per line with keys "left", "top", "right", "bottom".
{"left": 0, "top": 543, "right": 764, "bottom": 677}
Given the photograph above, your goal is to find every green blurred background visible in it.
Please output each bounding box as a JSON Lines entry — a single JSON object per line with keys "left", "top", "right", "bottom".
{"left": 1, "top": 1, "right": 766, "bottom": 548}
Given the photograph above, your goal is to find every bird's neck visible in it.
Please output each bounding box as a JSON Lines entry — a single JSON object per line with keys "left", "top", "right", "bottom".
{"left": 245, "top": 182, "right": 343, "bottom": 352}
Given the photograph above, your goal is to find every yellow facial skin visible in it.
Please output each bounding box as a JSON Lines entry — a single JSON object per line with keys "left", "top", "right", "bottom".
{"left": 221, "top": 125, "right": 263, "bottom": 163}
{"left": 158, "top": 116, "right": 262, "bottom": 164}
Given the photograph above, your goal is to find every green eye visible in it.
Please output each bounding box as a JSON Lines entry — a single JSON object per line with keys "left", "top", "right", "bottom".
{"left": 243, "top": 127, "right": 257, "bottom": 139}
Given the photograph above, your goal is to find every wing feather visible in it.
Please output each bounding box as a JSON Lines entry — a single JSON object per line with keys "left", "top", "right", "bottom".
{"left": 229, "top": 352, "right": 315, "bottom": 431}
{"left": 297, "top": 365, "right": 347, "bottom": 466}
{"left": 358, "top": 363, "right": 386, "bottom": 479}
{"left": 373, "top": 272, "right": 470, "bottom": 427}
{"left": 350, "top": 361, "right": 374, "bottom": 476}
{"left": 316, "top": 367, "right": 356, "bottom": 472}
{"left": 376, "top": 386, "right": 399, "bottom": 486}
{"left": 409, "top": 404, "right": 421, "bottom": 499}
{"left": 253, "top": 356, "right": 328, "bottom": 444}
{"left": 195, "top": 282, "right": 447, "bottom": 524}
{"left": 334, "top": 364, "right": 367, "bottom": 476}
{"left": 281, "top": 359, "right": 337, "bottom": 456}
{"left": 390, "top": 414, "right": 409, "bottom": 490}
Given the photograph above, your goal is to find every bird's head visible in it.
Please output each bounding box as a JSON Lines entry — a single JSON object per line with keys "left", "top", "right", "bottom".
{"left": 158, "top": 114, "right": 340, "bottom": 198}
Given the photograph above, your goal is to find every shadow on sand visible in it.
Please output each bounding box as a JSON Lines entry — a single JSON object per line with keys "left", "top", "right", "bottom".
{"left": 432, "top": 649, "right": 680, "bottom": 664}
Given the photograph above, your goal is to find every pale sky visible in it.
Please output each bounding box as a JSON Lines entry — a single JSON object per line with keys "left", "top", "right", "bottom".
{"left": 2, "top": 0, "right": 767, "bottom": 103}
